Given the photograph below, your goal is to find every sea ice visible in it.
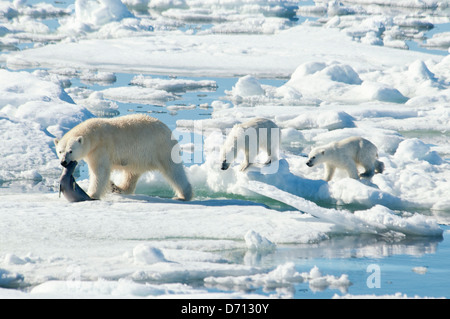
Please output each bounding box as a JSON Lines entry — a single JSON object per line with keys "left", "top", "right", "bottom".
{"left": 0, "top": 69, "right": 93, "bottom": 181}
{"left": 133, "top": 244, "right": 167, "bottom": 265}
{"left": 244, "top": 230, "right": 276, "bottom": 252}
{"left": 0, "top": 0, "right": 449, "bottom": 299}
{"left": 130, "top": 74, "right": 217, "bottom": 93}
{"left": 205, "top": 262, "right": 352, "bottom": 296}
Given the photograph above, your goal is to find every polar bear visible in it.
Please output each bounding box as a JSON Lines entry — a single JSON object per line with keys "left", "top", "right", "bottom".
{"left": 220, "top": 118, "right": 279, "bottom": 171}
{"left": 306, "top": 136, "right": 384, "bottom": 181}
{"left": 54, "top": 114, "right": 192, "bottom": 201}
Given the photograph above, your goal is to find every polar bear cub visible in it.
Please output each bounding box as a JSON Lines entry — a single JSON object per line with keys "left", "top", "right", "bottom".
{"left": 306, "top": 136, "right": 384, "bottom": 181}
{"left": 54, "top": 114, "right": 192, "bottom": 201}
{"left": 220, "top": 118, "right": 279, "bottom": 171}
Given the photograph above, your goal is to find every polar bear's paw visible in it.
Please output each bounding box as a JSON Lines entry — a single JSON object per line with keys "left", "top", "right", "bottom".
{"left": 110, "top": 181, "right": 123, "bottom": 194}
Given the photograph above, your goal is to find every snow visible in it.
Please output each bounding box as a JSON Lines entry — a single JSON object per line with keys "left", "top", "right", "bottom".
{"left": 130, "top": 74, "right": 217, "bottom": 92}
{"left": 204, "top": 262, "right": 351, "bottom": 295}
{"left": 244, "top": 230, "right": 276, "bottom": 252}
{"left": 63, "top": 0, "right": 135, "bottom": 33}
{"left": 0, "top": 0, "right": 449, "bottom": 299}
{"left": 394, "top": 138, "right": 443, "bottom": 165}
{"left": 0, "top": 69, "right": 93, "bottom": 181}
{"left": 7, "top": 23, "right": 442, "bottom": 77}
{"left": 232, "top": 75, "right": 266, "bottom": 97}
{"left": 133, "top": 244, "right": 168, "bottom": 264}
{"left": 248, "top": 181, "right": 443, "bottom": 237}
{"left": 0, "top": 192, "right": 335, "bottom": 298}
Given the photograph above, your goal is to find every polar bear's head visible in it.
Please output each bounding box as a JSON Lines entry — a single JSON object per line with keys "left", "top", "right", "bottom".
{"left": 54, "top": 136, "right": 86, "bottom": 167}
{"left": 306, "top": 147, "right": 327, "bottom": 167}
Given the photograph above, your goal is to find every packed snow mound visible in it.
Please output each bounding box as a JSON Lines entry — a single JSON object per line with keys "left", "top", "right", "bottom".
{"left": 279, "top": 61, "right": 363, "bottom": 102}
{"left": 282, "top": 61, "right": 408, "bottom": 104}
{"left": 74, "top": 0, "right": 134, "bottom": 26}
{"left": 244, "top": 230, "right": 276, "bottom": 252}
{"left": 57, "top": 0, "right": 154, "bottom": 37}
{"left": 232, "top": 75, "right": 265, "bottom": 97}
{"left": 277, "top": 110, "right": 355, "bottom": 130}
{"left": 408, "top": 60, "right": 437, "bottom": 82}
{"left": 355, "top": 82, "right": 408, "bottom": 103}
{"left": 298, "top": 62, "right": 362, "bottom": 85}
{"left": 133, "top": 244, "right": 167, "bottom": 265}
{"left": 0, "top": 69, "right": 93, "bottom": 181}
{"left": 223, "top": 61, "right": 416, "bottom": 106}
{"left": 394, "top": 138, "right": 443, "bottom": 165}
{"left": 224, "top": 75, "right": 308, "bottom": 106}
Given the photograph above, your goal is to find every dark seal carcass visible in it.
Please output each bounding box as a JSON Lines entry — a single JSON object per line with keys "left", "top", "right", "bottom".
{"left": 59, "top": 161, "right": 93, "bottom": 202}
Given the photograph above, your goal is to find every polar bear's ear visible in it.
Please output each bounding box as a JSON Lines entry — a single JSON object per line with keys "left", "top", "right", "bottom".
{"left": 77, "top": 136, "right": 84, "bottom": 144}
{"left": 54, "top": 138, "right": 59, "bottom": 146}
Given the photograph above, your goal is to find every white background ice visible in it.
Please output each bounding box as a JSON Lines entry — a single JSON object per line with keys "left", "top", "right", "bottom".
{"left": 1, "top": 0, "right": 450, "bottom": 299}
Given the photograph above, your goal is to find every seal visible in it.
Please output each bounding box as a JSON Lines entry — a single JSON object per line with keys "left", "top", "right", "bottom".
{"left": 59, "top": 161, "right": 94, "bottom": 202}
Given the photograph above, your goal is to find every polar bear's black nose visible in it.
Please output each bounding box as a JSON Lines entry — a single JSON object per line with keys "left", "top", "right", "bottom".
{"left": 306, "top": 160, "right": 313, "bottom": 167}
{"left": 61, "top": 160, "right": 68, "bottom": 167}
{"left": 221, "top": 162, "right": 230, "bottom": 170}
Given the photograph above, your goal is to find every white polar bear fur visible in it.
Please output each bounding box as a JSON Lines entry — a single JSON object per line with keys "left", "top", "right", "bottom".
{"left": 306, "top": 136, "right": 384, "bottom": 181}
{"left": 220, "top": 118, "right": 280, "bottom": 171}
{"left": 54, "top": 114, "right": 192, "bottom": 201}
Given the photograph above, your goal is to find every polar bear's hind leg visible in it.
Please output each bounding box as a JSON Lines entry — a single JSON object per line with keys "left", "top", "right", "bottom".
{"left": 111, "top": 171, "right": 142, "bottom": 194}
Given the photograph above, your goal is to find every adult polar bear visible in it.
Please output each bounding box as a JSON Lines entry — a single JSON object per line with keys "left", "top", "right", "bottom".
{"left": 306, "top": 136, "right": 384, "bottom": 181}
{"left": 54, "top": 114, "right": 192, "bottom": 201}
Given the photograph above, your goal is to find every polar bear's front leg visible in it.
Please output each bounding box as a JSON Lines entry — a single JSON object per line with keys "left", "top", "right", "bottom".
{"left": 240, "top": 148, "right": 251, "bottom": 171}
{"left": 87, "top": 156, "right": 111, "bottom": 199}
{"left": 264, "top": 144, "right": 273, "bottom": 165}
{"left": 239, "top": 160, "right": 251, "bottom": 171}
{"left": 324, "top": 164, "right": 336, "bottom": 181}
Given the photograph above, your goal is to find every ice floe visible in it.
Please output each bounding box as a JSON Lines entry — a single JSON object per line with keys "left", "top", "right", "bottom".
{"left": 1, "top": 0, "right": 450, "bottom": 299}
{"left": 0, "top": 69, "right": 93, "bottom": 181}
